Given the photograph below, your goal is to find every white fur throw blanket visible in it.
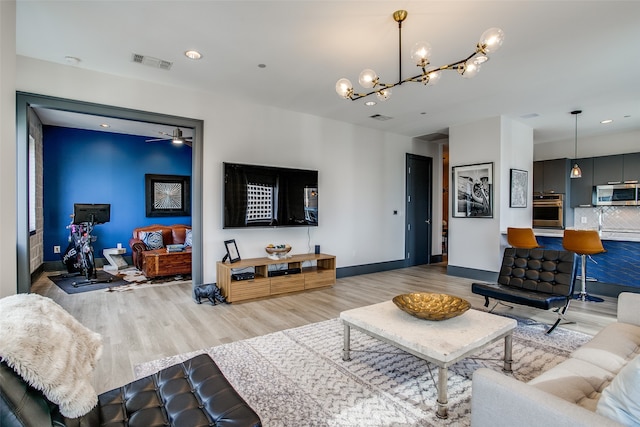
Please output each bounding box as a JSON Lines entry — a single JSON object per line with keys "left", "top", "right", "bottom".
{"left": 0, "top": 294, "right": 103, "bottom": 418}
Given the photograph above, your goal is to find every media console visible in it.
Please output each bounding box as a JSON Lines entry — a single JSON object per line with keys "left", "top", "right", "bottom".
{"left": 216, "top": 253, "right": 336, "bottom": 303}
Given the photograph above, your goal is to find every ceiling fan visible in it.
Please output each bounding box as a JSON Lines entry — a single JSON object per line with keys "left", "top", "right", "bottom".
{"left": 145, "top": 127, "right": 192, "bottom": 146}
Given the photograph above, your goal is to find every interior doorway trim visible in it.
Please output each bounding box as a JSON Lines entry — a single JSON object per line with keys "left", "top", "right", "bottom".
{"left": 16, "top": 92, "right": 204, "bottom": 293}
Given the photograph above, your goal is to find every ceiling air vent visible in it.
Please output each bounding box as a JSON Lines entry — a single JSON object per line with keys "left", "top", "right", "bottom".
{"left": 370, "top": 114, "right": 393, "bottom": 121}
{"left": 132, "top": 53, "right": 173, "bottom": 70}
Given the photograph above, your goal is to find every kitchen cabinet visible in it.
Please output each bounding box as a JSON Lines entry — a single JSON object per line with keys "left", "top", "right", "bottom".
{"left": 593, "top": 155, "right": 623, "bottom": 185}
{"left": 623, "top": 152, "right": 640, "bottom": 182}
{"left": 533, "top": 158, "right": 570, "bottom": 194}
{"left": 569, "top": 157, "right": 594, "bottom": 207}
{"left": 533, "top": 161, "right": 544, "bottom": 194}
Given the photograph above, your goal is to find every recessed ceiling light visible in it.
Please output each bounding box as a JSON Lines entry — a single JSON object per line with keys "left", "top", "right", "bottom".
{"left": 184, "top": 50, "right": 202, "bottom": 60}
{"left": 99, "top": 123, "right": 110, "bottom": 128}
{"left": 364, "top": 101, "right": 376, "bottom": 106}
{"left": 64, "top": 56, "right": 81, "bottom": 65}
{"left": 600, "top": 119, "right": 613, "bottom": 124}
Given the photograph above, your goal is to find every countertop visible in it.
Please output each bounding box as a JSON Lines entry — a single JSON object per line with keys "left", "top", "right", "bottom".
{"left": 530, "top": 228, "right": 640, "bottom": 242}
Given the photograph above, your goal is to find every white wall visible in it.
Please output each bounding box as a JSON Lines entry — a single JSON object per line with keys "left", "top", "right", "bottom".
{"left": 15, "top": 56, "right": 435, "bottom": 285}
{"left": 448, "top": 117, "right": 503, "bottom": 272}
{"left": 499, "top": 118, "right": 534, "bottom": 230}
{"left": 534, "top": 129, "right": 640, "bottom": 161}
{"left": 448, "top": 116, "right": 533, "bottom": 274}
{"left": 1, "top": 1, "right": 17, "bottom": 298}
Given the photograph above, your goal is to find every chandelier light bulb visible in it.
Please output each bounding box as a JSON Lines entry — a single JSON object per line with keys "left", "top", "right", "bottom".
{"left": 460, "top": 61, "right": 481, "bottom": 79}
{"left": 376, "top": 88, "right": 392, "bottom": 101}
{"left": 410, "top": 42, "right": 432, "bottom": 67}
{"left": 335, "top": 78, "right": 353, "bottom": 98}
{"left": 358, "top": 69, "right": 378, "bottom": 89}
{"left": 473, "top": 55, "right": 489, "bottom": 65}
{"left": 424, "top": 68, "right": 441, "bottom": 86}
{"left": 478, "top": 27, "right": 505, "bottom": 54}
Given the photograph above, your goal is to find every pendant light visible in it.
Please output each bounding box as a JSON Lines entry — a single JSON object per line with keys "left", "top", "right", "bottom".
{"left": 570, "top": 110, "right": 583, "bottom": 179}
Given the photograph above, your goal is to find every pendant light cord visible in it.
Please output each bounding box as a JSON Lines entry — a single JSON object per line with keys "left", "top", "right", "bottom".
{"left": 571, "top": 109, "right": 582, "bottom": 158}
{"left": 574, "top": 113, "right": 578, "bottom": 158}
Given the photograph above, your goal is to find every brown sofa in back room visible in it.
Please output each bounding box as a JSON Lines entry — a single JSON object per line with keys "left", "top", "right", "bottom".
{"left": 129, "top": 224, "right": 192, "bottom": 278}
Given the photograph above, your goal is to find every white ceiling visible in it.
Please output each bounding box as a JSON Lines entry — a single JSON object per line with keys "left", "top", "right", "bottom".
{"left": 30, "top": 107, "right": 193, "bottom": 140}
{"left": 16, "top": 1, "right": 640, "bottom": 144}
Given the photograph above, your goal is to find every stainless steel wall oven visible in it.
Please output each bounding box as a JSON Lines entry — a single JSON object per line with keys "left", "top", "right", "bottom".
{"left": 533, "top": 193, "right": 564, "bottom": 228}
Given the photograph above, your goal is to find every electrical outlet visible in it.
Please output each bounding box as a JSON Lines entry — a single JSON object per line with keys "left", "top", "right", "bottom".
{"left": 53, "top": 245, "right": 61, "bottom": 253}
{"left": 581, "top": 217, "right": 588, "bottom": 224}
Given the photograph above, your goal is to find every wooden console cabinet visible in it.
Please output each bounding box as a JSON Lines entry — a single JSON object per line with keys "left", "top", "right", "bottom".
{"left": 216, "top": 253, "right": 336, "bottom": 302}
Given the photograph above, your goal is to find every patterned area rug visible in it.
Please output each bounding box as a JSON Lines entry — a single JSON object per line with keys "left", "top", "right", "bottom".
{"left": 134, "top": 316, "right": 592, "bottom": 426}
{"left": 106, "top": 267, "right": 191, "bottom": 292}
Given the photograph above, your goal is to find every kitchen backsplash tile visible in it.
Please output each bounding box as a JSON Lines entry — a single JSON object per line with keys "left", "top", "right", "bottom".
{"left": 574, "top": 206, "right": 640, "bottom": 232}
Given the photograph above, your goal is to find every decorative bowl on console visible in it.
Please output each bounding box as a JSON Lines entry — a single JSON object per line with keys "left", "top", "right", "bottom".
{"left": 392, "top": 292, "right": 471, "bottom": 321}
{"left": 265, "top": 244, "right": 291, "bottom": 259}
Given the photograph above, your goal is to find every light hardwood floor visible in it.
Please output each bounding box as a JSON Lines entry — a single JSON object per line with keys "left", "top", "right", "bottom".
{"left": 31, "top": 263, "right": 618, "bottom": 395}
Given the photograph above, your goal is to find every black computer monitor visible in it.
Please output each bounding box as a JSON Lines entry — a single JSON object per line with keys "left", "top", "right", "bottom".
{"left": 73, "top": 203, "right": 111, "bottom": 224}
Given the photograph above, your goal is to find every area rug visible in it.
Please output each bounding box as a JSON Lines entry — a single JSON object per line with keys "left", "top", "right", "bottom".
{"left": 106, "top": 267, "right": 191, "bottom": 292}
{"left": 48, "top": 270, "right": 128, "bottom": 294}
{"left": 134, "top": 316, "right": 592, "bottom": 426}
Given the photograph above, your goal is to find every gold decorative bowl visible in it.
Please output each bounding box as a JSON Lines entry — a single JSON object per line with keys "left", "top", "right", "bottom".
{"left": 265, "top": 245, "right": 291, "bottom": 255}
{"left": 392, "top": 293, "right": 471, "bottom": 321}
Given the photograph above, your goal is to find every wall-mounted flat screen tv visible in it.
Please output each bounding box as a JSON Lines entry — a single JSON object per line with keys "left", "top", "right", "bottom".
{"left": 223, "top": 162, "right": 318, "bottom": 228}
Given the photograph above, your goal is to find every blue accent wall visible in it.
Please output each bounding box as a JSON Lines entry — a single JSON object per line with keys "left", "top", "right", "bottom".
{"left": 537, "top": 236, "right": 640, "bottom": 288}
{"left": 43, "top": 126, "right": 192, "bottom": 262}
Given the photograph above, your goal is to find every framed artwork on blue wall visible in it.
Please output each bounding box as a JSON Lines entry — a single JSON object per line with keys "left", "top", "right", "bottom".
{"left": 145, "top": 174, "right": 191, "bottom": 217}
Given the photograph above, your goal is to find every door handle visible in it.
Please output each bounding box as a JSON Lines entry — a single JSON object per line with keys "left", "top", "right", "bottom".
{"left": 425, "top": 219, "right": 431, "bottom": 224}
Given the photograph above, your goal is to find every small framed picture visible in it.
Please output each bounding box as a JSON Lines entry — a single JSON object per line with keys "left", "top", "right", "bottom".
{"left": 510, "top": 168, "right": 528, "bottom": 208}
{"left": 224, "top": 239, "right": 241, "bottom": 263}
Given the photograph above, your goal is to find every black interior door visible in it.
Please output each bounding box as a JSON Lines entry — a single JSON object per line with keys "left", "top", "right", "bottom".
{"left": 406, "top": 154, "right": 433, "bottom": 266}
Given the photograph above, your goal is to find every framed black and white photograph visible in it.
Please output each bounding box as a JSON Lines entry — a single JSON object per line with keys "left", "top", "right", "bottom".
{"left": 224, "top": 239, "right": 241, "bottom": 263}
{"left": 452, "top": 162, "right": 494, "bottom": 218}
{"left": 510, "top": 168, "right": 528, "bottom": 208}
{"left": 145, "top": 174, "right": 191, "bottom": 217}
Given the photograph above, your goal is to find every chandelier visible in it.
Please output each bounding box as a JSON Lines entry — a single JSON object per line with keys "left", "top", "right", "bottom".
{"left": 335, "top": 10, "right": 505, "bottom": 102}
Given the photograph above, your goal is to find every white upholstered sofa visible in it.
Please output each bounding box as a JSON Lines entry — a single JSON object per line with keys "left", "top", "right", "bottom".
{"left": 471, "top": 292, "right": 640, "bottom": 427}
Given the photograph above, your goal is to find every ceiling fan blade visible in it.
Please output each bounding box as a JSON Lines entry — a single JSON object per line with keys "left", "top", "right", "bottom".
{"left": 145, "top": 137, "right": 170, "bottom": 143}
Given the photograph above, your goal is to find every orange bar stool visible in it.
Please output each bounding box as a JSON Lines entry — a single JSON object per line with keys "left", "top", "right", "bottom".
{"left": 506, "top": 227, "right": 540, "bottom": 249}
{"left": 562, "top": 229, "right": 606, "bottom": 302}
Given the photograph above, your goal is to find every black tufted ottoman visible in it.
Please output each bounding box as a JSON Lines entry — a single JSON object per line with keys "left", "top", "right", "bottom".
{"left": 471, "top": 247, "right": 577, "bottom": 333}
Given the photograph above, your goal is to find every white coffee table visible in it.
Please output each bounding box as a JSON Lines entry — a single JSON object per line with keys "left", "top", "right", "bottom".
{"left": 340, "top": 300, "right": 517, "bottom": 419}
